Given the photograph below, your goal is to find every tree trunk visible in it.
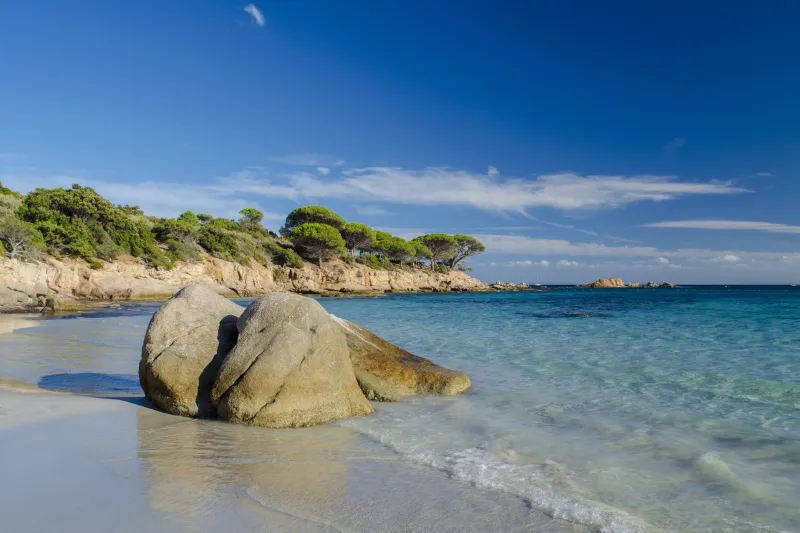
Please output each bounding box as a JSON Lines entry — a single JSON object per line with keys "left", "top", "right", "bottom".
{"left": 430, "top": 255, "right": 436, "bottom": 271}
{"left": 318, "top": 252, "right": 322, "bottom": 268}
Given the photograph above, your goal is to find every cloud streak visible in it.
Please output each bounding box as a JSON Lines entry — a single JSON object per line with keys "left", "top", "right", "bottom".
{"left": 0, "top": 172, "right": 285, "bottom": 221}
{"left": 645, "top": 220, "right": 800, "bottom": 234}
{"left": 475, "top": 234, "right": 800, "bottom": 263}
{"left": 222, "top": 166, "right": 747, "bottom": 213}
{"left": 244, "top": 4, "right": 265, "bottom": 26}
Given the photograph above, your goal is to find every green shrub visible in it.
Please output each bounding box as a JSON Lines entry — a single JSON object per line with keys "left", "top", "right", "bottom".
{"left": 197, "top": 225, "right": 242, "bottom": 262}
{"left": 357, "top": 253, "right": 392, "bottom": 270}
{"left": 18, "top": 185, "right": 166, "bottom": 264}
{"left": 263, "top": 242, "right": 304, "bottom": 268}
{"left": 0, "top": 217, "right": 45, "bottom": 260}
{"left": 0, "top": 194, "right": 21, "bottom": 218}
{"left": 0, "top": 182, "right": 22, "bottom": 198}
{"left": 434, "top": 263, "right": 450, "bottom": 274}
{"left": 165, "top": 238, "right": 201, "bottom": 261}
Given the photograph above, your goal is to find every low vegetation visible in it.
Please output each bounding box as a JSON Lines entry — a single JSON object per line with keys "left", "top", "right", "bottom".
{"left": 0, "top": 183, "right": 485, "bottom": 272}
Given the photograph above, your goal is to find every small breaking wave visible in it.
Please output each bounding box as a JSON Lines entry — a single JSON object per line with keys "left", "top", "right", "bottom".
{"left": 342, "top": 422, "right": 655, "bottom": 533}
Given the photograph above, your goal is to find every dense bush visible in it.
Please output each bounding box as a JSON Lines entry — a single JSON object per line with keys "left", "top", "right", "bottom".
{"left": 0, "top": 194, "right": 22, "bottom": 218}
{"left": 197, "top": 225, "right": 245, "bottom": 263}
{"left": 263, "top": 241, "right": 304, "bottom": 268}
{"left": 0, "top": 186, "right": 487, "bottom": 272}
{"left": 0, "top": 217, "right": 44, "bottom": 260}
{"left": 18, "top": 185, "right": 166, "bottom": 265}
{"left": 356, "top": 253, "right": 393, "bottom": 270}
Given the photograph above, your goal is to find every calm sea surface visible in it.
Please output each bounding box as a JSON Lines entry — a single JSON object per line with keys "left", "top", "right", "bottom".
{"left": 1, "top": 287, "right": 798, "bottom": 533}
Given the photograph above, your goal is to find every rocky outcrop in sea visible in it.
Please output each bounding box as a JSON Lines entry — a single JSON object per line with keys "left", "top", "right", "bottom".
{"left": 576, "top": 278, "right": 678, "bottom": 289}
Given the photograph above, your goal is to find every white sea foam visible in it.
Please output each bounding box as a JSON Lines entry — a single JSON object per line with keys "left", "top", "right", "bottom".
{"left": 342, "top": 421, "right": 654, "bottom": 533}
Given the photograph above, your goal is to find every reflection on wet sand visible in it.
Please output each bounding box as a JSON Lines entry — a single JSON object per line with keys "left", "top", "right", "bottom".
{"left": 135, "top": 407, "right": 589, "bottom": 533}
{"left": 0, "top": 314, "right": 40, "bottom": 335}
{"left": 136, "top": 408, "right": 354, "bottom": 520}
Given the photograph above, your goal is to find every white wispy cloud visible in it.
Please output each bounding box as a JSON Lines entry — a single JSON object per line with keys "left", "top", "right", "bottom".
{"left": 656, "top": 257, "right": 670, "bottom": 264}
{"left": 753, "top": 172, "right": 773, "bottom": 178}
{"left": 529, "top": 216, "right": 640, "bottom": 243}
{"left": 0, "top": 172, "right": 285, "bottom": 221}
{"left": 645, "top": 220, "right": 800, "bottom": 234}
{"left": 244, "top": 4, "right": 265, "bottom": 26}
{"left": 316, "top": 167, "right": 331, "bottom": 175}
{"left": 557, "top": 259, "right": 581, "bottom": 267}
{"left": 475, "top": 234, "right": 800, "bottom": 263}
{"left": 220, "top": 166, "right": 747, "bottom": 212}
{"left": 507, "top": 259, "right": 550, "bottom": 268}
{"left": 487, "top": 166, "right": 499, "bottom": 177}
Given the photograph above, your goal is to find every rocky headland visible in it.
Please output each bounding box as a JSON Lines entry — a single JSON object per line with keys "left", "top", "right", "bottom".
{"left": 0, "top": 254, "right": 491, "bottom": 312}
{"left": 139, "top": 285, "right": 471, "bottom": 427}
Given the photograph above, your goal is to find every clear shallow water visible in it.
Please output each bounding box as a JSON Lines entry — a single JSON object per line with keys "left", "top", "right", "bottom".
{"left": 1, "top": 287, "right": 799, "bottom": 533}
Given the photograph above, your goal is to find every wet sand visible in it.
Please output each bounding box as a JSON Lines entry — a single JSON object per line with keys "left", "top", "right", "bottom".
{"left": 0, "top": 388, "right": 586, "bottom": 533}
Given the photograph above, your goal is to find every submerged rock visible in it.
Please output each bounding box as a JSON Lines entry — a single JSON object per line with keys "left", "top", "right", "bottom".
{"left": 567, "top": 312, "right": 591, "bottom": 318}
{"left": 42, "top": 297, "right": 80, "bottom": 314}
{"left": 139, "top": 284, "right": 243, "bottom": 417}
{"left": 335, "top": 318, "right": 472, "bottom": 401}
{"left": 211, "top": 293, "right": 373, "bottom": 428}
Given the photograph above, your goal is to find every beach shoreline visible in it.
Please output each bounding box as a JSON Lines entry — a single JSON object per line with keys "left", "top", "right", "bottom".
{"left": 0, "top": 384, "right": 586, "bottom": 533}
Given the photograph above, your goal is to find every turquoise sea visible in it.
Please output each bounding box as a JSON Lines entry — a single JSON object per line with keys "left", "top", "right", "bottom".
{"left": 1, "top": 287, "right": 799, "bottom": 533}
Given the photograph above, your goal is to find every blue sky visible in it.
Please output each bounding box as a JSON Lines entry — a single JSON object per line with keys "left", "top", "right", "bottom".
{"left": 1, "top": 1, "right": 798, "bottom": 283}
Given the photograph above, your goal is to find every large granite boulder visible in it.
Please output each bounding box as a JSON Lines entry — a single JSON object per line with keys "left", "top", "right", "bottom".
{"left": 139, "top": 284, "right": 243, "bottom": 417}
{"left": 211, "top": 293, "right": 373, "bottom": 428}
{"left": 334, "top": 318, "right": 472, "bottom": 401}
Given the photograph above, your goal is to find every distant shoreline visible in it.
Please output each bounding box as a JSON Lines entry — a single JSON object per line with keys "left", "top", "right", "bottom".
{"left": 0, "top": 255, "right": 541, "bottom": 314}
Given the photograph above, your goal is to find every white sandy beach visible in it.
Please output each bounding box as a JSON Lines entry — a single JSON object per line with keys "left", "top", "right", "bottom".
{"left": 0, "top": 384, "right": 586, "bottom": 533}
